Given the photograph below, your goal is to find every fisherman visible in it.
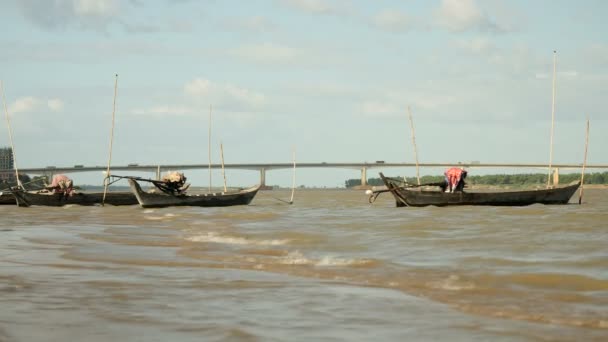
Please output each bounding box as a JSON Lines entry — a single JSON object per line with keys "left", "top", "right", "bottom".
{"left": 45, "top": 174, "right": 75, "bottom": 197}
{"left": 443, "top": 167, "right": 467, "bottom": 193}
{"left": 161, "top": 171, "right": 190, "bottom": 194}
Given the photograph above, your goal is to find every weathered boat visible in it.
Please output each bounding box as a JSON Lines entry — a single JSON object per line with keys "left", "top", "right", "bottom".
{"left": 0, "top": 192, "right": 16, "bottom": 205}
{"left": 127, "top": 178, "right": 261, "bottom": 208}
{"left": 10, "top": 189, "right": 138, "bottom": 207}
{"left": 374, "top": 172, "right": 581, "bottom": 207}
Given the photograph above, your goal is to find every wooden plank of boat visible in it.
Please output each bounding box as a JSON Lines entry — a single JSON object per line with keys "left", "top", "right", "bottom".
{"left": 0, "top": 192, "right": 16, "bottom": 205}
{"left": 378, "top": 172, "right": 581, "bottom": 207}
{"left": 128, "top": 178, "right": 261, "bottom": 208}
{"left": 10, "top": 190, "right": 138, "bottom": 207}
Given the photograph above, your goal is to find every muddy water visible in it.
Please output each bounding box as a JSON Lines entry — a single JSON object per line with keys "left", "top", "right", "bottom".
{"left": 1, "top": 189, "right": 607, "bottom": 341}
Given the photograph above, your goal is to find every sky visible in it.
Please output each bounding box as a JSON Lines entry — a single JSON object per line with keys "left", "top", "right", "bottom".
{"left": 1, "top": 0, "right": 607, "bottom": 188}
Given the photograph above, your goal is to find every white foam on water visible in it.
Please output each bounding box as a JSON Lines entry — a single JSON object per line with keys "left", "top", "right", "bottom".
{"left": 278, "top": 251, "right": 371, "bottom": 267}
{"left": 316, "top": 255, "right": 369, "bottom": 267}
{"left": 278, "top": 251, "right": 312, "bottom": 265}
{"left": 186, "top": 232, "right": 289, "bottom": 246}
{"left": 427, "top": 275, "right": 476, "bottom": 291}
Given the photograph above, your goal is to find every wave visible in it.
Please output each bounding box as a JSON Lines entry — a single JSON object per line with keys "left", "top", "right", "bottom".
{"left": 186, "top": 232, "right": 289, "bottom": 246}
{"left": 278, "top": 251, "right": 375, "bottom": 267}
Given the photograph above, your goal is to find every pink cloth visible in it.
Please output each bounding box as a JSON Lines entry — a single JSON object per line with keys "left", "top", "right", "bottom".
{"left": 444, "top": 167, "right": 466, "bottom": 191}
{"left": 49, "top": 174, "right": 71, "bottom": 188}
{"left": 49, "top": 174, "right": 74, "bottom": 195}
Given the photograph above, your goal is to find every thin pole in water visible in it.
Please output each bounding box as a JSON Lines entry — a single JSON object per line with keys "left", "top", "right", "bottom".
{"left": 102, "top": 74, "right": 118, "bottom": 206}
{"left": 0, "top": 81, "right": 23, "bottom": 190}
{"left": 220, "top": 142, "right": 227, "bottom": 192}
{"left": 547, "top": 51, "right": 557, "bottom": 188}
{"left": 407, "top": 106, "right": 421, "bottom": 185}
{"left": 289, "top": 147, "right": 296, "bottom": 204}
{"left": 578, "top": 118, "right": 590, "bottom": 204}
{"left": 208, "top": 104, "right": 212, "bottom": 192}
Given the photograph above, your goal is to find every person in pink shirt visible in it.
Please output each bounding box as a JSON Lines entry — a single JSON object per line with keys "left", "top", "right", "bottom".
{"left": 46, "top": 174, "right": 74, "bottom": 196}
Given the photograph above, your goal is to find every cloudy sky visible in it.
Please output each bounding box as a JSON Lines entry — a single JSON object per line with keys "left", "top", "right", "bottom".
{"left": 1, "top": 0, "right": 606, "bottom": 187}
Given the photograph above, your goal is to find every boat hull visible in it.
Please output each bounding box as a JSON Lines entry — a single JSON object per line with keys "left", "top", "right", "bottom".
{"left": 128, "top": 179, "right": 260, "bottom": 208}
{"left": 379, "top": 173, "right": 581, "bottom": 207}
{"left": 11, "top": 191, "right": 138, "bottom": 207}
{"left": 0, "top": 192, "right": 16, "bottom": 205}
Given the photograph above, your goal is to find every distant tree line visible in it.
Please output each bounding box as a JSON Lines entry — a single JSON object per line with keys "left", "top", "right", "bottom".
{"left": 345, "top": 171, "right": 608, "bottom": 188}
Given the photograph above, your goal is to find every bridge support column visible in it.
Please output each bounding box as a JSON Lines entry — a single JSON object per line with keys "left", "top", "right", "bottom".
{"left": 156, "top": 165, "right": 161, "bottom": 180}
{"left": 260, "top": 168, "right": 267, "bottom": 188}
{"left": 553, "top": 168, "right": 559, "bottom": 185}
{"left": 42, "top": 172, "right": 54, "bottom": 185}
{"left": 361, "top": 167, "right": 368, "bottom": 187}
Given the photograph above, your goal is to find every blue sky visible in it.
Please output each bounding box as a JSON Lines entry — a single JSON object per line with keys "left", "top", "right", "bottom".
{"left": 1, "top": 0, "right": 606, "bottom": 187}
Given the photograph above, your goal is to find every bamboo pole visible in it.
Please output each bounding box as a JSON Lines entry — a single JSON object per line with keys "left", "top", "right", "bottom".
{"left": 102, "top": 74, "right": 118, "bottom": 206}
{"left": 0, "top": 81, "right": 23, "bottom": 189}
{"left": 220, "top": 142, "right": 227, "bottom": 192}
{"left": 407, "top": 106, "right": 421, "bottom": 185}
{"left": 547, "top": 51, "right": 557, "bottom": 188}
{"left": 578, "top": 118, "right": 590, "bottom": 204}
{"left": 289, "top": 147, "right": 296, "bottom": 204}
{"left": 208, "top": 104, "right": 212, "bottom": 192}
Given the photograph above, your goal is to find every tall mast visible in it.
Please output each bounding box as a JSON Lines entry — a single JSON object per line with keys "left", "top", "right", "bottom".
{"left": 0, "top": 81, "right": 23, "bottom": 189}
{"left": 547, "top": 51, "right": 557, "bottom": 187}
{"left": 407, "top": 106, "right": 420, "bottom": 185}
{"left": 102, "top": 74, "right": 119, "bottom": 206}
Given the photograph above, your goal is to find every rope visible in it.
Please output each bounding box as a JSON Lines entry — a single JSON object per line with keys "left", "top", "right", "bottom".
{"left": 102, "top": 74, "right": 118, "bottom": 206}
{"left": 257, "top": 191, "right": 294, "bottom": 205}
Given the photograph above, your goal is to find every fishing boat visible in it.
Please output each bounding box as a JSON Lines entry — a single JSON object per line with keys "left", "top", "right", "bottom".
{"left": 125, "top": 177, "right": 261, "bottom": 208}
{"left": 0, "top": 192, "right": 15, "bottom": 205}
{"left": 372, "top": 172, "right": 581, "bottom": 207}
{"left": 10, "top": 189, "right": 138, "bottom": 207}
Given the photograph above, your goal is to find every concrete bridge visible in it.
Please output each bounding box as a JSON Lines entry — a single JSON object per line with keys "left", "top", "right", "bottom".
{"left": 4, "top": 162, "right": 607, "bottom": 188}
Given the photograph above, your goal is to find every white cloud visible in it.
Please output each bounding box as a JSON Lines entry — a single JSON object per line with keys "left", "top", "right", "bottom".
{"left": 47, "top": 98, "right": 65, "bottom": 112}
{"left": 6, "top": 97, "right": 65, "bottom": 114}
{"left": 359, "top": 89, "right": 461, "bottom": 119}
{"left": 434, "top": 0, "right": 502, "bottom": 33}
{"left": 371, "top": 10, "right": 411, "bottom": 33}
{"left": 223, "top": 16, "right": 275, "bottom": 33}
{"left": 278, "top": 0, "right": 354, "bottom": 16}
{"left": 8, "top": 97, "right": 39, "bottom": 114}
{"left": 231, "top": 43, "right": 299, "bottom": 64}
{"left": 17, "top": 0, "right": 122, "bottom": 31}
{"left": 130, "top": 105, "right": 195, "bottom": 116}
{"left": 73, "top": 0, "right": 119, "bottom": 16}
{"left": 184, "top": 78, "right": 267, "bottom": 109}
{"left": 280, "top": 0, "right": 336, "bottom": 14}
{"left": 453, "top": 37, "right": 496, "bottom": 54}
{"left": 360, "top": 101, "right": 402, "bottom": 117}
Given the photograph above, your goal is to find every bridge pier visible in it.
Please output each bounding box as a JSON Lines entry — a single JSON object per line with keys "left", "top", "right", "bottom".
{"left": 260, "top": 167, "right": 266, "bottom": 189}
{"left": 361, "top": 167, "right": 367, "bottom": 187}
{"left": 553, "top": 168, "right": 559, "bottom": 185}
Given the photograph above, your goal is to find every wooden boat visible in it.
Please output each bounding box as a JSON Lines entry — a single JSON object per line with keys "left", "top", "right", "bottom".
{"left": 10, "top": 189, "right": 138, "bottom": 207}
{"left": 127, "top": 178, "right": 261, "bottom": 208}
{"left": 0, "top": 192, "right": 16, "bottom": 205}
{"left": 375, "top": 172, "right": 581, "bottom": 207}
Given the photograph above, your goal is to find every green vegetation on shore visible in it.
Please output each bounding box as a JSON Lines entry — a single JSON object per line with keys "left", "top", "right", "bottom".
{"left": 0, "top": 175, "right": 47, "bottom": 190}
{"left": 345, "top": 172, "right": 608, "bottom": 188}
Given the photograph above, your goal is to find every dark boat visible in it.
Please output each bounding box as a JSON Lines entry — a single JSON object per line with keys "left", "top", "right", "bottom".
{"left": 10, "top": 189, "right": 138, "bottom": 207}
{"left": 127, "top": 178, "right": 261, "bottom": 208}
{"left": 375, "top": 172, "right": 581, "bottom": 207}
{"left": 0, "top": 192, "right": 16, "bottom": 205}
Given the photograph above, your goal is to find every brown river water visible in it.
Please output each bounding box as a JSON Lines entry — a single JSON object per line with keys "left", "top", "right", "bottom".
{"left": 1, "top": 189, "right": 607, "bottom": 341}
